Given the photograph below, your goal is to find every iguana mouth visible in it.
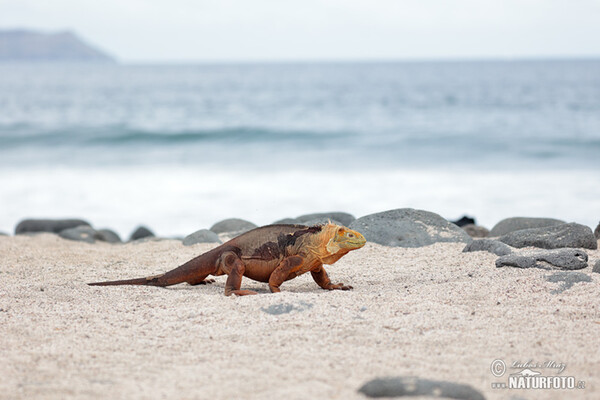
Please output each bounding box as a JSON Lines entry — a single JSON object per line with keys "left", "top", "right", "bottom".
{"left": 345, "top": 237, "right": 366, "bottom": 248}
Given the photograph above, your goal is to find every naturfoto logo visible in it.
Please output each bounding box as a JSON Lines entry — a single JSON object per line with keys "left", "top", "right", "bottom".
{"left": 490, "top": 359, "right": 585, "bottom": 391}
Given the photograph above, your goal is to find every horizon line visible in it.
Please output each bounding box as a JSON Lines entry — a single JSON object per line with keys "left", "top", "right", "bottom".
{"left": 57, "top": 54, "right": 600, "bottom": 65}
{"left": 2, "top": 55, "right": 599, "bottom": 66}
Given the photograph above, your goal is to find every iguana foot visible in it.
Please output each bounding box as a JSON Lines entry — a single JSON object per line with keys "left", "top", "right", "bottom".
{"left": 231, "top": 289, "right": 258, "bottom": 296}
{"left": 188, "top": 278, "right": 216, "bottom": 286}
{"left": 328, "top": 283, "right": 353, "bottom": 291}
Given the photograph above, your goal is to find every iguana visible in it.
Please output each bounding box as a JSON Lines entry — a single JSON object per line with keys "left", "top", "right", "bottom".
{"left": 89, "top": 223, "right": 366, "bottom": 296}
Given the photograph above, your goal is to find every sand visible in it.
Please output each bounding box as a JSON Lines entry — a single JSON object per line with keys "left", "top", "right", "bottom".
{"left": 1, "top": 234, "right": 599, "bottom": 400}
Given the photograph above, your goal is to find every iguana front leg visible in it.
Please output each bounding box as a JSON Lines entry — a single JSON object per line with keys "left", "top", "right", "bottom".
{"left": 222, "top": 252, "right": 257, "bottom": 296}
{"left": 311, "top": 265, "right": 353, "bottom": 291}
{"left": 268, "top": 255, "right": 305, "bottom": 293}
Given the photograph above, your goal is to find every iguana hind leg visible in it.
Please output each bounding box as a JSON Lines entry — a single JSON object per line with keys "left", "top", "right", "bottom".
{"left": 187, "top": 277, "right": 215, "bottom": 285}
{"left": 311, "top": 265, "right": 353, "bottom": 291}
{"left": 222, "top": 252, "right": 257, "bottom": 296}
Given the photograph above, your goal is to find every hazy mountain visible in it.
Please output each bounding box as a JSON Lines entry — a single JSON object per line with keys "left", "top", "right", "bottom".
{"left": 0, "top": 29, "right": 115, "bottom": 62}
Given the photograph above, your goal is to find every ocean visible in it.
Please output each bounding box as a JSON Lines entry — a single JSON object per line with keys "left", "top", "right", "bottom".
{"left": 1, "top": 60, "right": 599, "bottom": 238}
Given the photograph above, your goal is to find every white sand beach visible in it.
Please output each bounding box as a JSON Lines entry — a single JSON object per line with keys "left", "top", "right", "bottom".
{"left": 1, "top": 234, "right": 599, "bottom": 399}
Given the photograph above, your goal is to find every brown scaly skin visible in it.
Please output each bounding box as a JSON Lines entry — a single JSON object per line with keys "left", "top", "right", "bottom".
{"left": 88, "top": 223, "right": 366, "bottom": 296}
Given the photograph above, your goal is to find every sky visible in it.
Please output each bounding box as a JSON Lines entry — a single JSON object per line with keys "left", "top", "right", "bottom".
{"left": 1, "top": 0, "right": 599, "bottom": 63}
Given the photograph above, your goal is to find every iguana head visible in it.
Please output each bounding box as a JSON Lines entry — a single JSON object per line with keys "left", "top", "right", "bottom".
{"left": 324, "top": 224, "right": 366, "bottom": 254}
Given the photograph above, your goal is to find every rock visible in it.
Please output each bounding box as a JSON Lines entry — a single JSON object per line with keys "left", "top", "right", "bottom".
{"left": 15, "top": 218, "right": 91, "bottom": 235}
{"left": 489, "top": 217, "right": 565, "bottom": 237}
{"left": 462, "top": 224, "right": 489, "bottom": 238}
{"left": 300, "top": 218, "right": 343, "bottom": 227}
{"left": 129, "top": 226, "right": 155, "bottom": 241}
{"left": 463, "top": 239, "right": 513, "bottom": 256}
{"left": 182, "top": 229, "right": 222, "bottom": 246}
{"left": 0, "top": 29, "right": 115, "bottom": 62}
{"left": 595, "top": 222, "right": 600, "bottom": 239}
{"left": 496, "top": 248, "right": 588, "bottom": 270}
{"left": 272, "top": 218, "right": 300, "bottom": 225}
{"left": 210, "top": 218, "right": 257, "bottom": 234}
{"left": 593, "top": 260, "right": 600, "bottom": 274}
{"left": 451, "top": 215, "right": 475, "bottom": 227}
{"left": 546, "top": 271, "right": 592, "bottom": 294}
{"left": 358, "top": 376, "right": 485, "bottom": 400}
{"left": 261, "top": 301, "right": 313, "bottom": 315}
{"left": 349, "top": 208, "right": 472, "bottom": 248}
{"left": 96, "top": 229, "right": 122, "bottom": 244}
{"left": 296, "top": 212, "right": 355, "bottom": 227}
{"left": 58, "top": 226, "right": 101, "bottom": 243}
{"left": 0, "top": 231, "right": 8, "bottom": 236}
{"left": 498, "top": 223, "right": 597, "bottom": 250}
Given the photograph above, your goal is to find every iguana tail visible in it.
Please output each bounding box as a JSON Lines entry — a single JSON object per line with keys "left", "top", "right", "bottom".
{"left": 88, "top": 274, "right": 168, "bottom": 286}
{"left": 88, "top": 250, "right": 220, "bottom": 287}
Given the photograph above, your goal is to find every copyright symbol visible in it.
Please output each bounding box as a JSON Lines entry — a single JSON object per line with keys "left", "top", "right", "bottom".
{"left": 491, "top": 359, "right": 506, "bottom": 377}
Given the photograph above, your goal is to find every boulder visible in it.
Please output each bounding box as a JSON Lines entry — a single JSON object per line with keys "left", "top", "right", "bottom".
{"left": 358, "top": 377, "right": 485, "bottom": 400}
{"left": 593, "top": 260, "right": 600, "bottom": 274}
{"left": 210, "top": 218, "right": 257, "bottom": 234}
{"left": 594, "top": 222, "right": 600, "bottom": 239}
{"left": 498, "top": 223, "right": 597, "bottom": 250}
{"left": 96, "top": 229, "right": 122, "bottom": 244}
{"left": 300, "top": 218, "right": 343, "bottom": 227}
{"left": 348, "top": 208, "right": 472, "bottom": 248}
{"left": 296, "top": 212, "right": 355, "bottom": 227}
{"left": 15, "top": 218, "right": 91, "bottom": 235}
{"left": 272, "top": 218, "right": 300, "bottom": 225}
{"left": 58, "top": 226, "right": 101, "bottom": 244}
{"left": 129, "top": 226, "right": 155, "bottom": 241}
{"left": 463, "top": 239, "right": 513, "bottom": 256}
{"left": 496, "top": 248, "right": 588, "bottom": 270}
{"left": 462, "top": 224, "right": 489, "bottom": 238}
{"left": 489, "top": 217, "right": 565, "bottom": 237}
{"left": 182, "top": 229, "right": 222, "bottom": 246}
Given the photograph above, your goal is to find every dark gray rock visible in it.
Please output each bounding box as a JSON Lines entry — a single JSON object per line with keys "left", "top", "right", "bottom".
{"left": 261, "top": 301, "right": 313, "bottom": 315}
{"left": 15, "top": 218, "right": 91, "bottom": 235}
{"left": 182, "top": 229, "right": 222, "bottom": 246}
{"left": 210, "top": 218, "right": 257, "bottom": 234}
{"left": 595, "top": 222, "right": 600, "bottom": 239}
{"left": 462, "top": 224, "right": 489, "bottom": 238}
{"left": 129, "top": 226, "right": 155, "bottom": 241}
{"left": 496, "top": 248, "right": 588, "bottom": 270}
{"left": 349, "top": 208, "right": 472, "bottom": 248}
{"left": 272, "top": 218, "right": 300, "bottom": 225}
{"left": 593, "top": 260, "right": 600, "bottom": 274}
{"left": 498, "top": 223, "right": 597, "bottom": 250}
{"left": 451, "top": 215, "right": 476, "bottom": 227}
{"left": 58, "top": 226, "right": 101, "bottom": 244}
{"left": 297, "top": 212, "right": 355, "bottom": 227}
{"left": 546, "top": 271, "right": 592, "bottom": 294}
{"left": 463, "top": 239, "right": 513, "bottom": 256}
{"left": 489, "top": 217, "right": 565, "bottom": 237}
{"left": 300, "top": 218, "right": 343, "bottom": 227}
{"left": 96, "top": 229, "right": 122, "bottom": 244}
{"left": 0, "top": 29, "right": 115, "bottom": 62}
{"left": 358, "top": 376, "right": 485, "bottom": 400}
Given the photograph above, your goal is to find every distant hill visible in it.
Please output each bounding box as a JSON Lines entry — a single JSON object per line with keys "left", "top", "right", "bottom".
{"left": 0, "top": 29, "right": 115, "bottom": 62}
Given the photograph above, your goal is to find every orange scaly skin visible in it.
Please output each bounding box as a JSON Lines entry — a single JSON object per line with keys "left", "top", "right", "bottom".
{"left": 89, "top": 223, "right": 366, "bottom": 296}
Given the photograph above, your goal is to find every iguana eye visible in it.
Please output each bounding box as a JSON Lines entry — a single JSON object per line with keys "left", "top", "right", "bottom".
{"left": 347, "top": 233, "right": 354, "bottom": 238}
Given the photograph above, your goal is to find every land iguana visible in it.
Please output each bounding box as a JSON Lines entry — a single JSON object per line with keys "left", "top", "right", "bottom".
{"left": 89, "top": 223, "right": 366, "bottom": 296}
